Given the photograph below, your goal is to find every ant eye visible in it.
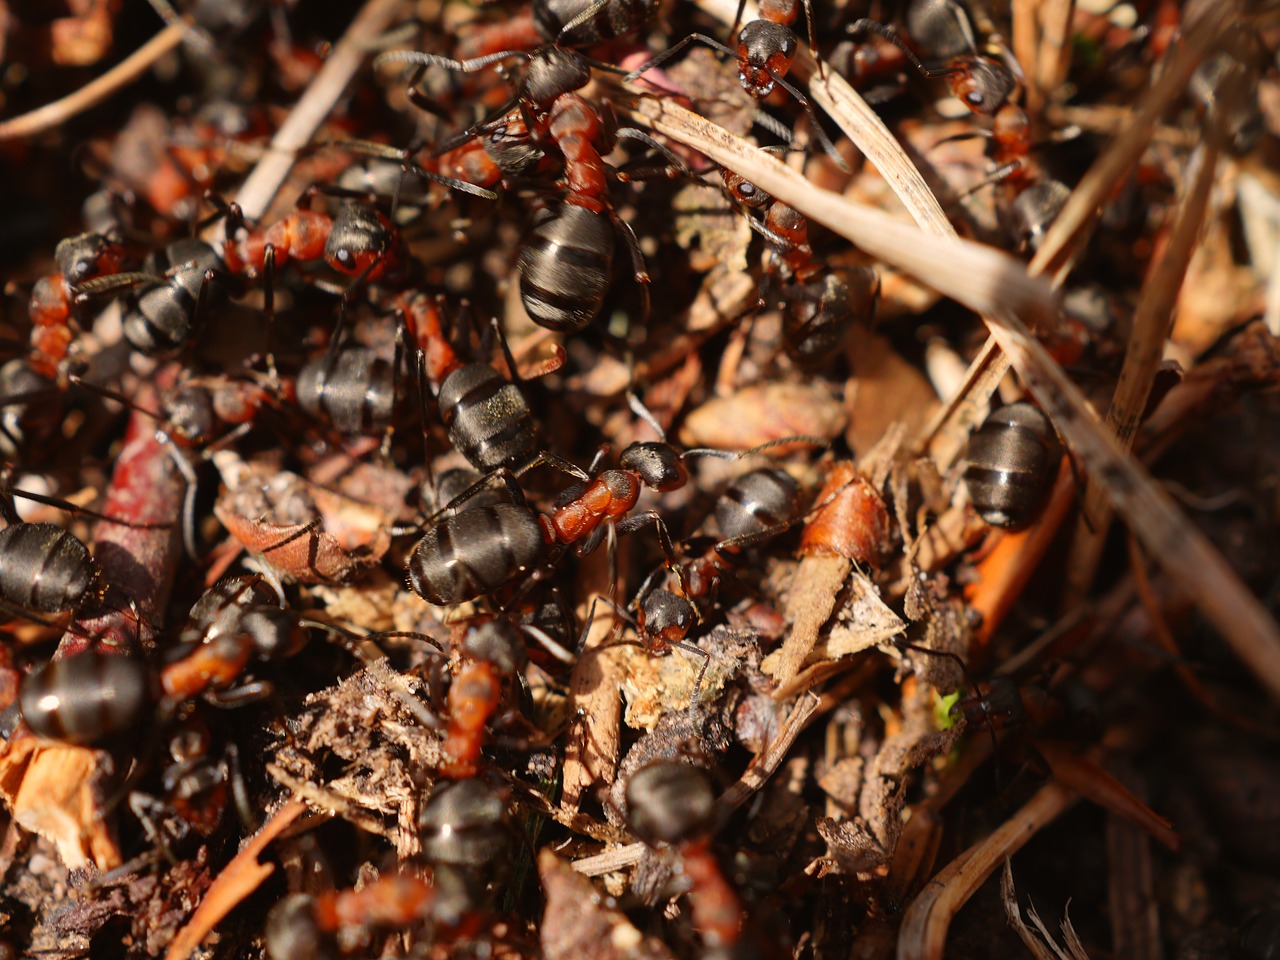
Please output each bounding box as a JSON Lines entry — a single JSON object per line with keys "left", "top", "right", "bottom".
{"left": 966, "top": 91, "right": 985, "bottom": 107}
{"left": 738, "top": 184, "right": 756, "bottom": 199}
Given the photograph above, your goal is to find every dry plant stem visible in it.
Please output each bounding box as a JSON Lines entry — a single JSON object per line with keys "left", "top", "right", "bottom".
{"left": 561, "top": 555, "right": 624, "bottom": 811}
{"left": 1035, "top": 742, "right": 1179, "bottom": 851}
{"left": 1063, "top": 140, "right": 1219, "bottom": 608}
{"left": 770, "top": 555, "right": 849, "bottom": 685}
{"left": 1011, "top": 0, "right": 1039, "bottom": 118}
{"left": 1105, "top": 765, "right": 1162, "bottom": 960}
{"left": 897, "top": 782, "right": 1079, "bottom": 960}
{"left": 1126, "top": 535, "right": 1280, "bottom": 741}
{"left": 165, "top": 798, "right": 308, "bottom": 960}
{"left": 572, "top": 841, "right": 645, "bottom": 877}
{"left": 718, "top": 691, "right": 820, "bottom": 813}
{"left": 0, "top": 24, "right": 184, "bottom": 141}
{"left": 1027, "top": 7, "right": 1232, "bottom": 282}
{"left": 227, "top": 0, "right": 408, "bottom": 227}
{"left": 626, "top": 98, "right": 1058, "bottom": 328}
{"left": 1034, "top": 0, "right": 1075, "bottom": 108}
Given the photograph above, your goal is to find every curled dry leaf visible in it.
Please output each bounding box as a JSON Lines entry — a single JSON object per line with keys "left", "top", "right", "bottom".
{"left": 0, "top": 737, "right": 120, "bottom": 871}
{"left": 678, "top": 382, "right": 847, "bottom": 450}
{"left": 214, "top": 455, "right": 392, "bottom": 584}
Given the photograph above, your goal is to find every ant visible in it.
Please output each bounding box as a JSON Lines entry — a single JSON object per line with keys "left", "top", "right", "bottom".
{"left": 624, "top": 467, "right": 804, "bottom": 663}
{"left": 266, "top": 779, "right": 518, "bottom": 959}
{"left": 0, "top": 358, "right": 65, "bottom": 458}
{"left": 436, "top": 615, "right": 531, "bottom": 779}
{"left": 961, "top": 401, "right": 1062, "bottom": 529}
{"left": 718, "top": 166, "right": 879, "bottom": 362}
{"left": 0, "top": 481, "right": 172, "bottom": 627}
{"left": 73, "top": 236, "right": 229, "bottom": 357}
{"left": 848, "top": 0, "right": 1018, "bottom": 117}
{"left": 623, "top": 0, "right": 848, "bottom": 169}
{"left": 456, "top": 0, "right": 661, "bottom": 61}
{"left": 624, "top": 760, "right": 753, "bottom": 952}
{"left": 264, "top": 874, "right": 446, "bottom": 960}
{"left": 377, "top": 40, "right": 664, "bottom": 332}
{"left": 407, "top": 423, "right": 818, "bottom": 607}
{"left": 397, "top": 291, "right": 586, "bottom": 480}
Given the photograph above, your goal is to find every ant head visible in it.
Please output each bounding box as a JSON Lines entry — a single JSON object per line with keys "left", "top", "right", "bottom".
{"left": 419, "top": 778, "right": 514, "bottom": 894}
{"left": 521, "top": 46, "right": 591, "bottom": 107}
{"left": 481, "top": 114, "right": 546, "bottom": 177}
{"left": 323, "top": 203, "right": 394, "bottom": 277}
{"left": 736, "top": 20, "right": 797, "bottom": 98}
{"left": 947, "top": 56, "right": 1015, "bottom": 115}
{"left": 638, "top": 589, "right": 697, "bottom": 649}
{"left": 624, "top": 760, "right": 715, "bottom": 845}
{"left": 619, "top": 442, "right": 687, "bottom": 491}
{"left": 162, "top": 382, "right": 218, "bottom": 447}
{"left": 54, "top": 232, "right": 126, "bottom": 285}
{"left": 722, "top": 170, "right": 771, "bottom": 210}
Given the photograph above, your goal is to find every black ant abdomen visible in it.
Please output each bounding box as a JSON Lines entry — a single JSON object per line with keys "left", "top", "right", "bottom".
{"left": 714, "top": 467, "right": 800, "bottom": 542}
{"left": 436, "top": 362, "right": 539, "bottom": 473}
{"left": 297, "top": 346, "right": 398, "bottom": 436}
{"left": 0, "top": 521, "right": 100, "bottom": 618}
{"left": 122, "top": 238, "right": 228, "bottom": 356}
{"left": 518, "top": 203, "right": 615, "bottom": 332}
{"left": 19, "top": 651, "right": 156, "bottom": 745}
{"left": 407, "top": 503, "right": 546, "bottom": 605}
{"left": 962, "top": 402, "right": 1061, "bottom": 528}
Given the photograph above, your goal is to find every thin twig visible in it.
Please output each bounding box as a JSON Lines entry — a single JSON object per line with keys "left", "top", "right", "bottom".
{"left": 0, "top": 25, "right": 185, "bottom": 142}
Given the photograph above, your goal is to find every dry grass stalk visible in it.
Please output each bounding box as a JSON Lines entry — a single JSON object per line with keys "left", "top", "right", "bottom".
{"left": 1027, "top": 4, "right": 1233, "bottom": 283}
{"left": 1064, "top": 139, "right": 1221, "bottom": 605}
{"left": 1034, "top": 0, "right": 1076, "bottom": 109}
{"left": 0, "top": 24, "right": 186, "bottom": 141}
{"left": 898, "top": 782, "right": 1079, "bottom": 960}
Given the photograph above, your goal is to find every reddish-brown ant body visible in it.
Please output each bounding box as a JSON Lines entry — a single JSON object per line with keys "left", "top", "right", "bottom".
{"left": 25, "top": 231, "right": 132, "bottom": 378}
{"left": 719, "top": 167, "right": 879, "bottom": 363}
{"left": 437, "top": 615, "right": 529, "bottom": 779}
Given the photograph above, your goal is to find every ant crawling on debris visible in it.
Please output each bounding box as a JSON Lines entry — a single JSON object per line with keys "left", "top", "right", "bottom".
{"left": 623, "top": 0, "right": 848, "bottom": 169}
{"left": 265, "top": 778, "right": 519, "bottom": 959}
{"left": 396, "top": 291, "right": 586, "bottom": 482}
{"left": 848, "top": 0, "right": 1018, "bottom": 117}
{"left": 407, "top": 402, "right": 821, "bottom": 607}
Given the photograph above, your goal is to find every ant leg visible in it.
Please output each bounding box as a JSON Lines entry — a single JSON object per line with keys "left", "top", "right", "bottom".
{"left": 2, "top": 485, "right": 175, "bottom": 531}
{"left": 261, "top": 245, "right": 281, "bottom": 387}
{"left": 767, "top": 69, "right": 851, "bottom": 172}
{"left": 800, "top": 0, "right": 823, "bottom": 78}
{"left": 623, "top": 35, "right": 738, "bottom": 86}
{"left": 672, "top": 640, "right": 712, "bottom": 701}
{"left": 224, "top": 742, "right": 259, "bottom": 832}
{"left": 435, "top": 467, "right": 526, "bottom": 519}
{"left": 516, "top": 452, "right": 591, "bottom": 484}
{"left": 205, "top": 680, "right": 275, "bottom": 708}
{"left": 127, "top": 792, "right": 181, "bottom": 867}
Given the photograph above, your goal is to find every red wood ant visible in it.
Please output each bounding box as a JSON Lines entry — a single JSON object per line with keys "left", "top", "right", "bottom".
{"left": 624, "top": 760, "right": 748, "bottom": 951}
{"left": 623, "top": 0, "right": 848, "bottom": 169}
{"left": 376, "top": 43, "right": 658, "bottom": 332}
{"left": 397, "top": 291, "right": 586, "bottom": 480}
{"left": 719, "top": 166, "right": 879, "bottom": 362}
{"left": 848, "top": 0, "right": 1018, "bottom": 117}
